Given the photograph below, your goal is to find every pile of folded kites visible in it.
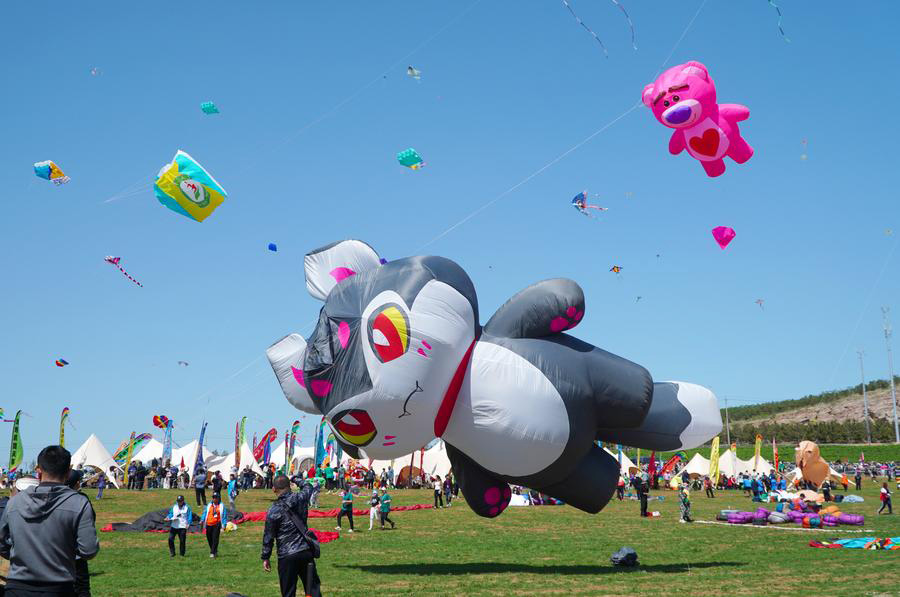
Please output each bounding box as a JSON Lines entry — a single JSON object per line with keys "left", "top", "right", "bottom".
{"left": 809, "top": 537, "right": 900, "bottom": 550}
{"left": 716, "top": 500, "right": 864, "bottom": 528}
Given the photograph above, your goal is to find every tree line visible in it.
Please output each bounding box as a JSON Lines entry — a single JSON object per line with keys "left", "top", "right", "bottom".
{"left": 730, "top": 416, "right": 898, "bottom": 444}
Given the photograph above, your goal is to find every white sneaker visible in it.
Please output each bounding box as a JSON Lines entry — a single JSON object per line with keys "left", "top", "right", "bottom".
{"left": 348, "top": 529, "right": 354, "bottom": 533}
{"left": 210, "top": 554, "right": 215, "bottom": 558}
{"left": 335, "top": 526, "right": 342, "bottom": 530}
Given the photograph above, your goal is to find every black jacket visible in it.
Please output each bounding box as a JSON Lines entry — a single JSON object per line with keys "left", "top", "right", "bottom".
{"left": 261, "top": 483, "right": 315, "bottom": 561}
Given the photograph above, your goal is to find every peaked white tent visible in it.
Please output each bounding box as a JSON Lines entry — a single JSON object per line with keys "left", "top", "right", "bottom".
{"left": 132, "top": 438, "right": 164, "bottom": 464}
{"left": 603, "top": 448, "right": 638, "bottom": 474}
{"left": 172, "top": 440, "right": 214, "bottom": 472}
{"left": 70, "top": 434, "right": 120, "bottom": 487}
{"left": 678, "top": 452, "right": 712, "bottom": 478}
{"left": 208, "top": 442, "right": 265, "bottom": 477}
{"left": 365, "top": 440, "right": 453, "bottom": 479}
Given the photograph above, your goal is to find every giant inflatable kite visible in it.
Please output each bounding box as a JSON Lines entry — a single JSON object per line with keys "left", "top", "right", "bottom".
{"left": 642, "top": 61, "right": 753, "bottom": 177}
{"left": 267, "top": 240, "right": 722, "bottom": 518}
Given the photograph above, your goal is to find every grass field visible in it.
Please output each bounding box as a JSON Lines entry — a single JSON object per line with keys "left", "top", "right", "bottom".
{"left": 21, "top": 480, "right": 898, "bottom": 596}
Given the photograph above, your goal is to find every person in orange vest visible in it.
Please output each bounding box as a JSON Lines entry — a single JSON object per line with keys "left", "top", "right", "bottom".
{"left": 201, "top": 492, "right": 227, "bottom": 558}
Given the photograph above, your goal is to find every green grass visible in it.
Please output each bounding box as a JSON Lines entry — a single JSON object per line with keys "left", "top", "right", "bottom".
{"left": 16, "top": 482, "right": 897, "bottom": 596}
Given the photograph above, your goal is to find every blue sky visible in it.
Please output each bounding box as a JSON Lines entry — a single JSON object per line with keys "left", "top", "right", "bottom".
{"left": 1, "top": 1, "right": 898, "bottom": 460}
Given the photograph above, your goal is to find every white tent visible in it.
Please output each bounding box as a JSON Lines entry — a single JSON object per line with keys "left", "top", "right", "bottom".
{"left": 172, "top": 440, "right": 214, "bottom": 472}
{"left": 208, "top": 442, "right": 265, "bottom": 477}
{"left": 717, "top": 449, "right": 749, "bottom": 477}
{"left": 786, "top": 465, "right": 843, "bottom": 485}
{"left": 678, "top": 452, "right": 712, "bottom": 478}
{"left": 70, "top": 434, "right": 120, "bottom": 487}
{"left": 749, "top": 456, "right": 775, "bottom": 474}
{"left": 366, "top": 440, "right": 453, "bottom": 479}
{"left": 132, "top": 439, "right": 164, "bottom": 464}
{"left": 603, "top": 448, "right": 638, "bottom": 474}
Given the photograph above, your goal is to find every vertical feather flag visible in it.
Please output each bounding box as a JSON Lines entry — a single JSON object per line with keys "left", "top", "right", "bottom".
{"left": 314, "top": 417, "right": 327, "bottom": 468}
{"left": 262, "top": 435, "right": 272, "bottom": 466}
{"left": 636, "top": 448, "right": 641, "bottom": 473}
{"left": 648, "top": 451, "right": 657, "bottom": 483}
{"left": 289, "top": 420, "right": 300, "bottom": 474}
{"left": 8, "top": 411, "right": 23, "bottom": 473}
{"left": 616, "top": 444, "right": 623, "bottom": 473}
{"left": 234, "top": 422, "right": 241, "bottom": 468}
{"left": 754, "top": 434, "right": 763, "bottom": 472}
{"left": 237, "top": 417, "right": 246, "bottom": 470}
{"left": 284, "top": 430, "right": 289, "bottom": 470}
{"left": 162, "top": 420, "right": 174, "bottom": 465}
{"left": 123, "top": 431, "right": 136, "bottom": 486}
{"left": 708, "top": 437, "right": 720, "bottom": 483}
{"left": 252, "top": 433, "right": 258, "bottom": 454}
{"left": 194, "top": 422, "right": 207, "bottom": 477}
{"left": 59, "top": 407, "right": 70, "bottom": 447}
{"left": 773, "top": 437, "right": 779, "bottom": 472}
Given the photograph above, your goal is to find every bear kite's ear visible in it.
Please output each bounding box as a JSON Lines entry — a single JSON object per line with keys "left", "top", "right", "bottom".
{"left": 304, "top": 239, "right": 383, "bottom": 301}
{"left": 681, "top": 60, "right": 709, "bottom": 80}
{"left": 641, "top": 84, "right": 656, "bottom": 107}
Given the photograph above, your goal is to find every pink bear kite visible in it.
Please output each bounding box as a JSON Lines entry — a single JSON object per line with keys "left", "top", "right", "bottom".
{"left": 642, "top": 61, "right": 753, "bottom": 178}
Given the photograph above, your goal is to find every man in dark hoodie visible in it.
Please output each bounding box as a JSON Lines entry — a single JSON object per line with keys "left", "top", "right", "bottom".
{"left": 262, "top": 475, "right": 320, "bottom": 597}
{"left": 0, "top": 445, "right": 99, "bottom": 597}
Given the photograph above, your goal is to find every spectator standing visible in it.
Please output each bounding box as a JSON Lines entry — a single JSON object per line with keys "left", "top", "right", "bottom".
{"left": 855, "top": 469, "right": 862, "bottom": 491}
{"left": 616, "top": 476, "right": 625, "bottom": 500}
{"left": 678, "top": 485, "right": 693, "bottom": 523}
{"left": 194, "top": 468, "right": 208, "bottom": 506}
{"left": 444, "top": 474, "right": 454, "bottom": 507}
{"left": 367, "top": 490, "right": 380, "bottom": 531}
{"left": 704, "top": 476, "right": 715, "bottom": 498}
{"left": 0, "top": 446, "right": 99, "bottom": 596}
{"left": 637, "top": 478, "right": 649, "bottom": 517}
{"left": 878, "top": 483, "right": 892, "bottom": 514}
{"left": 387, "top": 465, "right": 395, "bottom": 489}
{"left": 165, "top": 495, "right": 192, "bottom": 557}
{"left": 200, "top": 493, "right": 227, "bottom": 558}
{"left": 261, "top": 476, "right": 321, "bottom": 597}
{"left": 379, "top": 487, "right": 395, "bottom": 530}
{"left": 335, "top": 487, "right": 354, "bottom": 533}
{"left": 227, "top": 474, "right": 239, "bottom": 511}
{"left": 96, "top": 473, "right": 106, "bottom": 500}
{"left": 65, "top": 470, "right": 92, "bottom": 597}
{"left": 212, "top": 472, "right": 224, "bottom": 496}
{"left": 433, "top": 476, "right": 444, "bottom": 509}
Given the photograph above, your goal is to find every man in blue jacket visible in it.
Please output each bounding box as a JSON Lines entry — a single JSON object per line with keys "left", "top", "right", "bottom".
{"left": 262, "top": 475, "right": 320, "bottom": 597}
{"left": 0, "top": 445, "right": 99, "bottom": 596}
{"left": 164, "top": 495, "right": 192, "bottom": 557}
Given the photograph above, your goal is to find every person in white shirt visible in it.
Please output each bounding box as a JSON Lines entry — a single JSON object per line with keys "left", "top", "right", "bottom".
{"left": 164, "top": 495, "right": 192, "bottom": 556}
{"left": 433, "top": 475, "right": 444, "bottom": 509}
{"left": 368, "top": 490, "right": 380, "bottom": 530}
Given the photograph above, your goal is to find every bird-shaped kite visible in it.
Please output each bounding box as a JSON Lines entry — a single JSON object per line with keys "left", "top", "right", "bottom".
{"left": 571, "top": 191, "right": 608, "bottom": 218}
{"left": 105, "top": 256, "right": 143, "bottom": 287}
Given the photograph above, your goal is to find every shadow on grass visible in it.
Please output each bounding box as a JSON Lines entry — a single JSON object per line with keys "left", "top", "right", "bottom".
{"left": 337, "top": 561, "right": 747, "bottom": 576}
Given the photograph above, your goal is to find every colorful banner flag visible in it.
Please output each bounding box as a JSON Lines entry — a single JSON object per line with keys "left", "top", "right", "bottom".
{"left": 194, "top": 422, "right": 208, "bottom": 477}
{"left": 709, "top": 437, "right": 721, "bottom": 482}
{"left": 8, "top": 411, "right": 23, "bottom": 473}
{"left": 162, "top": 421, "right": 173, "bottom": 465}
{"left": 659, "top": 452, "right": 685, "bottom": 476}
{"left": 113, "top": 433, "right": 152, "bottom": 464}
{"left": 773, "top": 437, "right": 779, "bottom": 472}
{"left": 636, "top": 448, "right": 641, "bottom": 473}
{"left": 314, "top": 417, "right": 327, "bottom": 468}
{"left": 123, "top": 432, "right": 136, "bottom": 486}
{"left": 253, "top": 428, "right": 278, "bottom": 463}
{"left": 252, "top": 432, "right": 258, "bottom": 454}
{"left": 616, "top": 444, "right": 623, "bottom": 472}
{"left": 283, "top": 430, "right": 289, "bottom": 471}
{"left": 59, "top": 407, "right": 70, "bottom": 447}
{"left": 859, "top": 451, "right": 865, "bottom": 463}
{"left": 234, "top": 421, "right": 241, "bottom": 467}
{"left": 647, "top": 451, "right": 657, "bottom": 483}
{"left": 754, "top": 434, "right": 762, "bottom": 471}
{"left": 262, "top": 435, "right": 272, "bottom": 466}
{"left": 236, "top": 416, "right": 246, "bottom": 470}
{"left": 288, "top": 420, "right": 300, "bottom": 474}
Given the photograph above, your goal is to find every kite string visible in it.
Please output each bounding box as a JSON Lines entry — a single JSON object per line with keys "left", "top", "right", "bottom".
{"left": 767, "top": 0, "right": 791, "bottom": 42}
{"left": 610, "top": 0, "right": 637, "bottom": 50}
{"left": 561, "top": 0, "right": 609, "bottom": 57}
{"left": 826, "top": 234, "right": 900, "bottom": 389}
{"left": 417, "top": 0, "right": 710, "bottom": 250}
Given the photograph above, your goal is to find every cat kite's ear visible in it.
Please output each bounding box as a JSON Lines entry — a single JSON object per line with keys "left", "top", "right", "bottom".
{"left": 266, "top": 333, "right": 319, "bottom": 414}
{"left": 304, "top": 240, "right": 383, "bottom": 301}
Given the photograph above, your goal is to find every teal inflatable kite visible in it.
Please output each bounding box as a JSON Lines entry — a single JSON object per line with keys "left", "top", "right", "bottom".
{"left": 153, "top": 150, "right": 227, "bottom": 222}
{"left": 200, "top": 101, "right": 219, "bottom": 115}
{"left": 397, "top": 148, "right": 424, "bottom": 170}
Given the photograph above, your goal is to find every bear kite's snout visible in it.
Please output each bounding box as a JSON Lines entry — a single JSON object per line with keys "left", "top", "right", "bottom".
{"left": 662, "top": 100, "right": 699, "bottom": 127}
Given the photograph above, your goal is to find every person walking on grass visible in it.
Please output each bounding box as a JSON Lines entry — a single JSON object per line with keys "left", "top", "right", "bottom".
{"left": 201, "top": 493, "right": 227, "bottom": 558}
{"left": 194, "top": 467, "right": 208, "bottom": 507}
{"left": 335, "top": 487, "right": 354, "bottom": 533}
{"left": 0, "top": 446, "right": 99, "bottom": 597}
{"left": 227, "top": 474, "right": 239, "bottom": 511}
{"left": 262, "top": 475, "right": 321, "bottom": 597}
{"left": 379, "top": 487, "right": 396, "bottom": 530}
{"left": 96, "top": 472, "right": 106, "bottom": 500}
{"left": 433, "top": 475, "right": 444, "bottom": 509}
{"left": 616, "top": 476, "right": 626, "bottom": 500}
{"left": 879, "top": 482, "right": 892, "bottom": 515}
{"left": 704, "top": 476, "right": 715, "bottom": 498}
{"left": 368, "top": 490, "right": 380, "bottom": 531}
{"left": 443, "top": 474, "right": 453, "bottom": 507}
{"left": 165, "top": 495, "right": 192, "bottom": 557}
{"left": 678, "top": 484, "right": 693, "bottom": 523}
{"left": 637, "top": 477, "right": 649, "bottom": 517}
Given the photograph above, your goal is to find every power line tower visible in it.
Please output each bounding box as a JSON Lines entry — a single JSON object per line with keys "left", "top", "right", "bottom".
{"left": 882, "top": 307, "right": 899, "bottom": 444}
{"left": 857, "top": 350, "right": 872, "bottom": 444}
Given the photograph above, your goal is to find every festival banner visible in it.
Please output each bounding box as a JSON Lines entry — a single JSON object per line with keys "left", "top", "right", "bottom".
{"left": 237, "top": 416, "right": 247, "bottom": 470}
{"left": 234, "top": 421, "right": 241, "bottom": 468}
{"left": 754, "top": 434, "right": 762, "bottom": 472}
{"left": 262, "top": 435, "right": 272, "bottom": 466}
{"left": 659, "top": 452, "right": 685, "bottom": 476}
{"left": 194, "top": 422, "right": 208, "bottom": 477}
{"left": 617, "top": 444, "right": 623, "bottom": 472}
{"left": 162, "top": 421, "right": 173, "bottom": 465}
{"left": 252, "top": 432, "right": 258, "bottom": 454}
{"left": 708, "top": 437, "right": 720, "bottom": 482}
{"left": 123, "top": 431, "right": 136, "bottom": 486}
{"left": 113, "top": 433, "right": 152, "bottom": 464}
{"left": 289, "top": 420, "right": 300, "bottom": 474}
{"left": 8, "top": 411, "right": 23, "bottom": 473}
{"left": 314, "top": 417, "right": 327, "bottom": 467}
{"left": 59, "top": 407, "right": 70, "bottom": 447}
{"left": 636, "top": 448, "right": 641, "bottom": 473}
{"left": 772, "top": 437, "right": 779, "bottom": 472}
{"left": 647, "top": 451, "right": 657, "bottom": 482}
{"left": 253, "top": 428, "right": 278, "bottom": 462}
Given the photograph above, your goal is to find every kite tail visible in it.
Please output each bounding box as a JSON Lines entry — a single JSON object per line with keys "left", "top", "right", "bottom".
{"left": 561, "top": 0, "right": 609, "bottom": 57}
{"left": 609, "top": 0, "right": 637, "bottom": 50}
{"left": 114, "top": 263, "right": 143, "bottom": 287}
{"left": 767, "top": 0, "right": 790, "bottom": 42}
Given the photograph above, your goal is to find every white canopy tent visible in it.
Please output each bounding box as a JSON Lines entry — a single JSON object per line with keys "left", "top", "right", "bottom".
{"left": 132, "top": 438, "right": 164, "bottom": 464}
{"left": 270, "top": 441, "right": 316, "bottom": 471}
{"left": 366, "top": 440, "right": 453, "bottom": 479}
{"left": 677, "top": 452, "right": 712, "bottom": 478}
{"left": 70, "top": 434, "right": 120, "bottom": 487}
{"left": 171, "top": 440, "right": 214, "bottom": 472}
{"left": 603, "top": 448, "right": 638, "bottom": 474}
{"left": 207, "top": 442, "right": 265, "bottom": 477}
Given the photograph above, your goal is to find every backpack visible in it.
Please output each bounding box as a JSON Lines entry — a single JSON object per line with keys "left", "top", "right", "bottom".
{"left": 610, "top": 547, "right": 638, "bottom": 567}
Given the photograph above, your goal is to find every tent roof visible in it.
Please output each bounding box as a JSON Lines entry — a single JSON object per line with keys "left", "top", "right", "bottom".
{"left": 132, "top": 438, "right": 164, "bottom": 464}
{"left": 208, "top": 442, "right": 264, "bottom": 477}
{"left": 603, "top": 448, "right": 638, "bottom": 474}
{"left": 171, "top": 440, "right": 213, "bottom": 471}
{"left": 364, "top": 441, "right": 452, "bottom": 478}
{"left": 678, "top": 452, "right": 711, "bottom": 477}
{"left": 70, "top": 434, "right": 120, "bottom": 488}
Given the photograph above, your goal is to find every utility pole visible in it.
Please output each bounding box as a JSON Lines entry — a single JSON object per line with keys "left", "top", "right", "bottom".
{"left": 724, "top": 397, "right": 731, "bottom": 446}
{"left": 858, "top": 350, "right": 872, "bottom": 444}
{"left": 882, "top": 307, "right": 900, "bottom": 444}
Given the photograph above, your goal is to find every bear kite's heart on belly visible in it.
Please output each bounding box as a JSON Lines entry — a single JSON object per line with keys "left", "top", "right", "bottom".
{"left": 689, "top": 129, "right": 720, "bottom": 156}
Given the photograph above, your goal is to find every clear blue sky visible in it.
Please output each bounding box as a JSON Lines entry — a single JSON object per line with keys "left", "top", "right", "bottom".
{"left": 1, "top": 1, "right": 898, "bottom": 461}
